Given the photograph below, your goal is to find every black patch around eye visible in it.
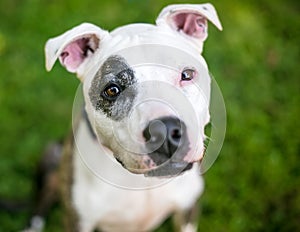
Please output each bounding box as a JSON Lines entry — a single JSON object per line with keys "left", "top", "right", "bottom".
{"left": 88, "top": 55, "right": 137, "bottom": 121}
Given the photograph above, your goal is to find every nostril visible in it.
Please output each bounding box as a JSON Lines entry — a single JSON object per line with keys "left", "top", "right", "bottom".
{"left": 143, "top": 120, "right": 167, "bottom": 144}
{"left": 171, "top": 128, "right": 182, "bottom": 141}
{"left": 168, "top": 127, "right": 182, "bottom": 149}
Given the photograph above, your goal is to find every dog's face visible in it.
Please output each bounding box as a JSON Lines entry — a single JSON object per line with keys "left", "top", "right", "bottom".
{"left": 45, "top": 3, "right": 222, "bottom": 177}
{"left": 85, "top": 49, "right": 211, "bottom": 177}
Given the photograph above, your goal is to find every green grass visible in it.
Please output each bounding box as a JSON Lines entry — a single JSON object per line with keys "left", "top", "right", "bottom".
{"left": 0, "top": 0, "right": 299, "bottom": 231}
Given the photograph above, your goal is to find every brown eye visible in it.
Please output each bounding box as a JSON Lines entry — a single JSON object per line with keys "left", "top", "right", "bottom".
{"left": 181, "top": 68, "right": 196, "bottom": 81}
{"left": 102, "top": 83, "right": 121, "bottom": 100}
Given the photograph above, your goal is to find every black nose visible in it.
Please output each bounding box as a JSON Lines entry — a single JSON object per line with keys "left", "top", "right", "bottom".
{"left": 143, "top": 117, "right": 189, "bottom": 164}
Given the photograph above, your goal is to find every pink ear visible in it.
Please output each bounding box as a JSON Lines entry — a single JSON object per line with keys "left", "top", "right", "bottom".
{"left": 173, "top": 13, "right": 207, "bottom": 40}
{"left": 156, "top": 4, "right": 223, "bottom": 48}
{"left": 59, "top": 35, "right": 99, "bottom": 73}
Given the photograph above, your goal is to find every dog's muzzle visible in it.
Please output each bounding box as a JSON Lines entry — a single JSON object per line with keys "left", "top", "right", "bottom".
{"left": 142, "top": 116, "right": 193, "bottom": 177}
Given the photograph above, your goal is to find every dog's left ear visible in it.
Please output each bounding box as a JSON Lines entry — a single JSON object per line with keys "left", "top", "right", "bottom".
{"left": 156, "top": 3, "right": 222, "bottom": 51}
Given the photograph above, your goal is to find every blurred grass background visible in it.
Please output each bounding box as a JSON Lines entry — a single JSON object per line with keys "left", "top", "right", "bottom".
{"left": 0, "top": 0, "right": 299, "bottom": 231}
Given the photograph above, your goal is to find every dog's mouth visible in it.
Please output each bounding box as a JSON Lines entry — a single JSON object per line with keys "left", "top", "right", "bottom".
{"left": 115, "top": 154, "right": 195, "bottom": 178}
{"left": 144, "top": 161, "right": 194, "bottom": 177}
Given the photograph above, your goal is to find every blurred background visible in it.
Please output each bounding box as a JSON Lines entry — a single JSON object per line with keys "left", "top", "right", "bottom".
{"left": 0, "top": 0, "right": 299, "bottom": 231}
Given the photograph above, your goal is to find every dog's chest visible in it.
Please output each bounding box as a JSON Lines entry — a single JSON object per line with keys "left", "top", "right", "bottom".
{"left": 92, "top": 186, "right": 174, "bottom": 231}
{"left": 73, "top": 159, "right": 202, "bottom": 231}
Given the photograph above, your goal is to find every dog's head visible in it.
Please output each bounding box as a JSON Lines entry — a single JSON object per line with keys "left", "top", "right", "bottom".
{"left": 45, "top": 3, "right": 222, "bottom": 177}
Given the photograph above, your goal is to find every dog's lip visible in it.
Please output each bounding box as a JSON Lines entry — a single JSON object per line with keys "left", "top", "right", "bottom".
{"left": 144, "top": 161, "right": 193, "bottom": 178}
{"left": 114, "top": 153, "right": 195, "bottom": 177}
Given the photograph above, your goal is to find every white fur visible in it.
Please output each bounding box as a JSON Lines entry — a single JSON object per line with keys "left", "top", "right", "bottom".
{"left": 73, "top": 119, "right": 204, "bottom": 231}
{"left": 181, "top": 223, "right": 197, "bottom": 232}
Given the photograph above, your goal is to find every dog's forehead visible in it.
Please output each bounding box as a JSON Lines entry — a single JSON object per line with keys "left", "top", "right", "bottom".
{"left": 82, "top": 24, "right": 208, "bottom": 81}
{"left": 104, "top": 24, "right": 203, "bottom": 62}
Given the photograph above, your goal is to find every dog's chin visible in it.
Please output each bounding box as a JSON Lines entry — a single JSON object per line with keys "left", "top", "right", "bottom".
{"left": 143, "top": 162, "right": 194, "bottom": 178}
{"left": 116, "top": 158, "right": 194, "bottom": 178}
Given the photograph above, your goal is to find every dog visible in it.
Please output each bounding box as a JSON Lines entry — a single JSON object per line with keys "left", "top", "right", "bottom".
{"left": 29, "top": 3, "right": 222, "bottom": 232}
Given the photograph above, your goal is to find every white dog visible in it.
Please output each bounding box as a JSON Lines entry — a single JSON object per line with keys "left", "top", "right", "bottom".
{"left": 33, "top": 3, "right": 222, "bottom": 232}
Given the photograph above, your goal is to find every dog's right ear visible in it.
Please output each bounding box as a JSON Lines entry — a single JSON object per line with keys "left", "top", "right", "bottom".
{"left": 45, "top": 23, "right": 109, "bottom": 80}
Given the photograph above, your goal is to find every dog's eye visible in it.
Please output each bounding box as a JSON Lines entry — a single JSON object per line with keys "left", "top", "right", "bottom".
{"left": 181, "top": 68, "right": 196, "bottom": 81}
{"left": 102, "top": 83, "right": 121, "bottom": 100}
